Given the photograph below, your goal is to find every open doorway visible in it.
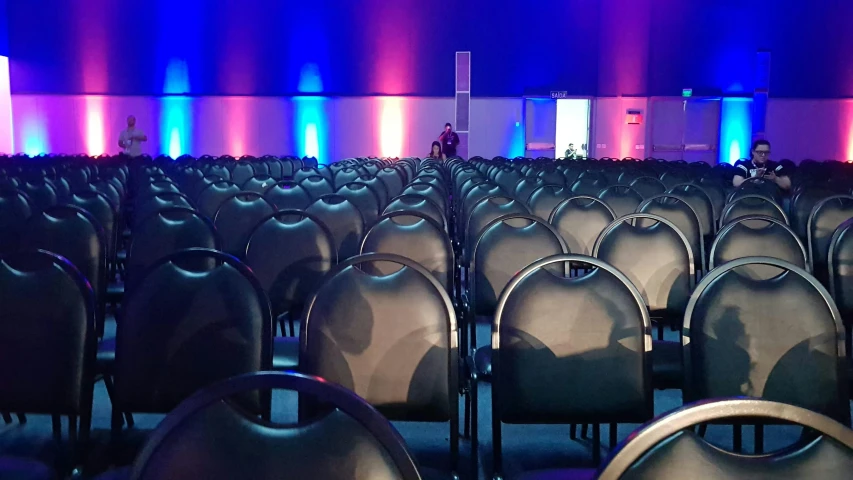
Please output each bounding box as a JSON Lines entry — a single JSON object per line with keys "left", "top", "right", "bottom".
{"left": 556, "top": 99, "right": 591, "bottom": 159}
{"left": 523, "top": 97, "right": 591, "bottom": 159}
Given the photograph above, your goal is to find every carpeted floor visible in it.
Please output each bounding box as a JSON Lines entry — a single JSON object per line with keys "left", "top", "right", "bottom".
{"left": 0, "top": 318, "right": 847, "bottom": 479}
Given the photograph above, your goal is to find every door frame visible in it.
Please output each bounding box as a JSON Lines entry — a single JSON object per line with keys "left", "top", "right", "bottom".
{"left": 647, "top": 96, "right": 722, "bottom": 163}
{"left": 522, "top": 95, "right": 595, "bottom": 159}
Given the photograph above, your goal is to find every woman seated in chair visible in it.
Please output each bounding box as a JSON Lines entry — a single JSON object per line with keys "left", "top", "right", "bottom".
{"left": 427, "top": 141, "right": 446, "bottom": 160}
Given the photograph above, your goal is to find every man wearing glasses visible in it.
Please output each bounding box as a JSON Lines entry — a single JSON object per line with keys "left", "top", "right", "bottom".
{"left": 733, "top": 139, "right": 791, "bottom": 191}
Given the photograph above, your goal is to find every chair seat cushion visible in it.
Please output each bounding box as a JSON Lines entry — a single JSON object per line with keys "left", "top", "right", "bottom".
{"left": 273, "top": 337, "right": 299, "bottom": 371}
{"left": 515, "top": 468, "right": 597, "bottom": 480}
{"left": 97, "top": 337, "right": 116, "bottom": 373}
{"left": 651, "top": 340, "right": 683, "bottom": 390}
{"left": 0, "top": 457, "right": 56, "bottom": 480}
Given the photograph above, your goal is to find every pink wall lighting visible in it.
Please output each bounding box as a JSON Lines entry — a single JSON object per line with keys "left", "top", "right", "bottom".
{"left": 379, "top": 97, "right": 405, "bottom": 158}
{"left": 0, "top": 56, "right": 13, "bottom": 154}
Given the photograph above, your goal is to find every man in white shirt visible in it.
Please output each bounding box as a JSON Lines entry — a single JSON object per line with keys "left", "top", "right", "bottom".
{"left": 117, "top": 115, "right": 147, "bottom": 157}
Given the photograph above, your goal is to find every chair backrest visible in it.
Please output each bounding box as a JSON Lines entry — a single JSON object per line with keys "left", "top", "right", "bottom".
{"left": 301, "top": 253, "right": 458, "bottom": 423}
{"left": 0, "top": 188, "right": 32, "bottom": 254}
{"left": 595, "top": 398, "right": 853, "bottom": 480}
{"left": 137, "top": 180, "right": 181, "bottom": 201}
{"left": 461, "top": 183, "right": 503, "bottom": 221}
{"left": 66, "top": 190, "right": 118, "bottom": 260}
{"left": 527, "top": 184, "right": 570, "bottom": 221}
{"left": 336, "top": 182, "right": 382, "bottom": 228}
{"left": 264, "top": 180, "right": 313, "bottom": 211}
{"left": 667, "top": 183, "right": 716, "bottom": 237}
{"left": 376, "top": 167, "right": 406, "bottom": 199}
{"left": 402, "top": 183, "right": 447, "bottom": 214}
{"left": 196, "top": 181, "right": 241, "bottom": 220}
{"left": 493, "top": 254, "right": 652, "bottom": 424}
{"left": 570, "top": 177, "right": 608, "bottom": 196}
{"left": 298, "top": 175, "right": 335, "bottom": 199}
{"left": 710, "top": 215, "right": 808, "bottom": 278}
{"left": 19, "top": 178, "right": 58, "bottom": 212}
{"left": 293, "top": 166, "right": 320, "bottom": 183}
{"left": 683, "top": 257, "right": 848, "bottom": 422}
{"left": 549, "top": 196, "right": 616, "bottom": 256}
{"left": 241, "top": 175, "right": 276, "bottom": 195}
{"left": 472, "top": 214, "right": 568, "bottom": 316}
{"left": 127, "top": 372, "right": 422, "bottom": 480}
{"left": 720, "top": 194, "right": 788, "bottom": 229}
{"left": 361, "top": 212, "right": 453, "bottom": 292}
{"left": 383, "top": 194, "right": 447, "bottom": 231}
{"left": 128, "top": 207, "right": 220, "bottom": 291}
{"left": 537, "top": 169, "right": 567, "bottom": 187}
{"left": 630, "top": 176, "right": 666, "bottom": 199}
{"left": 791, "top": 187, "right": 835, "bottom": 240}
{"left": 0, "top": 250, "right": 96, "bottom": 414}
{"left": 465, "top": 196, "right": 530, "bottom": 259}
{"left": 333, "top": 167, "right": 362, "bottom": 189}
{"left": 598, "top": 185, "right": 644, "bottom": 219}
{"left": 115, "top": 248, "right": 273, "bottom": 413}
{"left": 306, "top": 195, "right": 365, "bottom": 260}
{"left": 21, "top": 205, "right": 106, "bottom": 309}
{"left": 228, "top": 162, "right": 256, "bottom": 187}
{"left": 728, "top": 177, "right": 783, "bottom": 205}
{"left": 245, "top": 210, "right": 336, "bottom": 320}
{"left": 637, "top": 194, "right": 705, "bottom": 272}
{"left": 135, "top": 192, "right": 195, "bottom": 227}
{"left": 594, "top": 213, "right": 695, "bottom": 317}
{"left": 829, "top": 218, "right": 853, "bottom": 334}
{"left": 513, "top": 177, "right": 546, "bottom": 204}
{"left": 356, "top": 175, "right": 390, "bottom": 209}
{"left": 213, "top": 192, "right": 277, "bottom": 257}
{"left": 808, "top": 195, "right": 853, "bottom": 284}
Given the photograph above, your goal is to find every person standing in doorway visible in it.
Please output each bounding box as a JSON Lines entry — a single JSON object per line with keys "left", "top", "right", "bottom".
{"left": 118, "top": 115, "right": 148, "bottom": 157}
{"left": 439, "top": 122, "right": 459, "bottom": 158}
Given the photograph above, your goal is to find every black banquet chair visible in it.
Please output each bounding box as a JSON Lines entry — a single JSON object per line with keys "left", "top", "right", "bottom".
{"left": 0, "top": 250, "right": 97, "bottom": 464}
{"left": 595, "top": 398, "right": 853, "bottom": 480}
{"left": 490, "top": 255, "right": 653, "bottom": 477}
{"left": 212, "top": 192, "right": 276, "bottom": 257}
{"left": 709, "top": 215, "right": 808, "bottom": 277}
{"left": 244, "top": 210, "right": 337, "bottom": 370}
{"left": 116, "top": 372, "right": 423, "bottom": 480}
{"left": 300, "top": 253, "right": 459, "bottom": 478}
{"left": 683, "top": 257, "right": 850, "bottom": 442}
{"left": 108, "top": 249, "right": 273, "bottom": 434}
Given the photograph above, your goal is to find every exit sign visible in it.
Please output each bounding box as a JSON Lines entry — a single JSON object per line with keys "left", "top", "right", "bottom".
{"left": 682, "top": 88, "right": 693, "bottom": 97}
{"left": 550, "top": 91, "right": 569, "bottom": 99}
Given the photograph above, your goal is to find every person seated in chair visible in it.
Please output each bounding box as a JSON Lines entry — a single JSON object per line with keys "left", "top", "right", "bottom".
{"left": 427, "top": 141, "right": 446, "bottom": 160}
{"left": 733, "top": 139, "right": 791, "bottom": 191}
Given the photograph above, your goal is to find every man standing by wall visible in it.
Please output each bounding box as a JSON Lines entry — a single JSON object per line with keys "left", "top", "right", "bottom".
{"left": 439, "top": 122, "right": 459, "bottom": 158}
{"left": 118, "top": 115, "right": 147, "bottom": 157}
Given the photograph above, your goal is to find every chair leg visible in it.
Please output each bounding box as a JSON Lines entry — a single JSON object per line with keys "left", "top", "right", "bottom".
{"left": 463, "top": 388, "right": 471, "bottom": 439}
{"left": 124, "top": 412, "right": 135, "bottom": 428}
{"left": 697, "top": 423, "right": 708, "bottom": 437}
{"left": 657, "top": 323, "right": 664, "bottom": 341}
{"left": 754, "top": 424, "right": 764, "bottom": 454}
{"left": 16, "top": 413, "right": 26, "bottom": 424}
{"left": 592, "top": 424, "right": 601, "bottom": 465}
{"left": 1, "top": 413, "right": 10, "bottom": 424}
{"left": 581, "top": 423, "right": 589, "bottom": 439}
{"left": 464, "top": 376, "right": 474, "bottom": 480}
{"left": 68, "top": 415, "right": 78, "bottom": 445}
{"left": 492, "top": 413, "right": 503, "bottom": 480}
{"left": 52, "top": 415, "right": 62, "bottom": 441}
{"left": 733, "top": 424, "right": 742, "bottom": 453}
{"left": 610, "top": 423, "right": 618, "bottom": 449}
{"left": 570, "top": 424, "right": 577, "bottom": 440}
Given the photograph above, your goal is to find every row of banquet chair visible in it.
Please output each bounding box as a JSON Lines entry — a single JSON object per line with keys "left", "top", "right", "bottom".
{"left": 1, "top": 153, "right": 853, "bottom": 479}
